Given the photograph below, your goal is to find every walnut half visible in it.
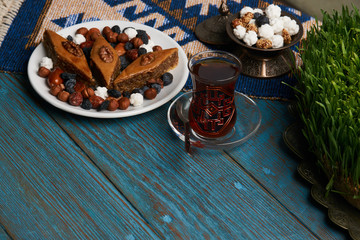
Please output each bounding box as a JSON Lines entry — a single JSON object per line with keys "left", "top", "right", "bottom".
{"left": 62, "top": 41, "right": 83, "bottom": 57}
{"left": 98, "top": 46, "right": 114, "bottom": 63}
{"left": 140, "top": 53, "right": 155, "bottom": 66}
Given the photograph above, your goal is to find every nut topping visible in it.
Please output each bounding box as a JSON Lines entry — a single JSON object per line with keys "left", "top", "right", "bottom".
{"left": 99, "top": 46, "right": 114, "bottom": 63}
{"left": 140, "top": 53, "right": 155, "bottom": 66}
{"left": 62, "top": 41, "right": 83, "bottom": 57}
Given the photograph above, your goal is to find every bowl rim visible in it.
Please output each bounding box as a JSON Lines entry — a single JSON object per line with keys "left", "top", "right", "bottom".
{"left": 226, "top": 11, "right": 304, "bottom": 52}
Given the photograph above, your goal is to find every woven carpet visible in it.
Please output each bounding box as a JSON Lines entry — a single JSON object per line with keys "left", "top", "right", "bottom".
{"left": 0, "top": 0, "right": 316, "bottom": 100}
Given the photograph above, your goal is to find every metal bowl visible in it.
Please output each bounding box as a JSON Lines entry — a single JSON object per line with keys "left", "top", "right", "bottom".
{"left": 225, "top": 11, "right": 304, "bottom": 78}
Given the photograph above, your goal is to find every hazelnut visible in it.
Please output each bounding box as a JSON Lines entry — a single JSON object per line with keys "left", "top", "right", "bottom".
{"left": 86, "top": 28, "right": 100, "bottom": 41}
{"left": 117, "top": 33, "right": 129, "bottom": 43}
{"left": 57, "top": 91, "right": 70, "bottom": 102}
{"left": 126, "top": 49, "right": 139, "bottom": 61}
{"left": 81, "top": 87, "right": 95, "bottom": 98}
{"left": 38, "top": 66, "right": 51, "bottom": 78}
{"left": 89, "top": 95, "right": 104, "bottom": 109}
{"left": 108, "top": 99, "right": 119, "bottom": 111}
{"left": 144, "top": 88, "right": 157, "bottom": 100}
{"left": 102, "top": 26, "right": 112, "bottom": 35}
{"left": 105, "top": 32, "right": 113, "bottom": 42}
{"left": 108, "top": 32, "right": 118, "bottom": 43}
{"left": 90, "top": 32, "right": 100, "bottom": 41}
{"left": 114, "top": 43, "right": 126, "bottom": 56}
{"left": 152, "top": 45, "right": 162, "bottom": 52}
{"left": 88, "top": 27, "right": 101, "bottom": 35}
{"left": 76, "top": 27, "right": 88, "bottom": 36}
{"left": 131, "top": 37, "right": 143, "bottom": 48}
{"left": 118, "top": 97, "right": 130, "bottom": 110}
{"left": 68, "top": 92, "right": 83, "bottom": 106}
{"left": 50, "top": 84, "right": 64, "bottom": 96}
{"left": 80, "top": 40, "right": 93, "bottom": 49}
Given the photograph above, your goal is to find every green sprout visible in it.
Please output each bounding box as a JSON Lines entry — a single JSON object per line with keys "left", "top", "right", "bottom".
{"left": 296, "top": 6, "right": 360, "bottom": 198}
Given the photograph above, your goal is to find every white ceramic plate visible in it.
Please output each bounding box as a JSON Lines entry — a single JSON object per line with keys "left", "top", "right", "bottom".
{"left": 27, "top": 20, "right": 188, "bottom": 118}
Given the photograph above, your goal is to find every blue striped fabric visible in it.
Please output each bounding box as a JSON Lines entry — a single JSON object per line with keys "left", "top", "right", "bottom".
{"left": 0, "top": 0, "right": 313, "bottom": 100}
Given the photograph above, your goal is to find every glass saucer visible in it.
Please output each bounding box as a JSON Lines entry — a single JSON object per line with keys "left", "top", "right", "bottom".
{"left": 167, "top": 91, "right": 262, "bottom": 149}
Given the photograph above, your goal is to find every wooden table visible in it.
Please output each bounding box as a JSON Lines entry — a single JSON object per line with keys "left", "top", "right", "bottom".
{"left": 0, "top": 71, "right": 347, "bottom": 239}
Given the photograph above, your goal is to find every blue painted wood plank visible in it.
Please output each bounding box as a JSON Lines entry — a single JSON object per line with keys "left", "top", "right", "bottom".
{"left": 0, "top": 73, "right": 160, "bottom": 239}
{"left": 0, "top": 226, "right": 10, "bottom": 240}
{"left": 225, "top": 99, "right": 347, "bottom": 240}
{"left": 41, "top": 89, "right": 326, "bottom": 237}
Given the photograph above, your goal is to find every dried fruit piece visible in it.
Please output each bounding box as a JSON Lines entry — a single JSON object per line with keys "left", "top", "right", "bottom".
{"left": 97, "top": 100, "right": 110, "bottom": 111}
{"left": 81, "top": 98, "right": 92, "bottom": 110}
{"left": 47, "top": 68, "right": 64, "bottom": 87}
{"left": 89, "top": 95, "right": 104, "bottom": 109}
{"left": 126, "top": 49, "right": 138, "bottom": 61}
{"left": 68, "top": 92, "right": 83, "bottom": 106}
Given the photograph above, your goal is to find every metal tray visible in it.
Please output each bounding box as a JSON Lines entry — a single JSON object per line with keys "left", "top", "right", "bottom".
{"left": 283, "top": 121, "right": 360, "bottom": 240}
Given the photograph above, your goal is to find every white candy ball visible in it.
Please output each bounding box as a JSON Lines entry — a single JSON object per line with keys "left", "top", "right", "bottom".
{"left": 94, "top": 87, "right": 108, "bottom": 99}
{"left": 269, "top": 17, "right": 284, "bottom": 34}
{"left": 280, "top": 16, "right": 292, "bottom": 25}
{"left": 284, "top": 19, "right": 300, "bottom": 35}
{"left": 240, "top": 6, "right": 254, "bottom": 17}
{"left": 73, "top": 34, "right": 86, "bottom": 45}
{"left": 40, "top": 57, "right": 53, "bottom": 70}
{"left": 243, "top": 31, "right": 258, "bottom": 46}
{"left": 130, "top": 93, "right": 144, "bottom": 107}
{"left": 265, "top": 4, "right": 281, "bottom": 19}
{"left": 258, "top": 24, "right": 274, "bottom": 39}
{"left": 233, "top": 25, "right": 246, "bottom": 40}
{"left": 124, "top": 28, "right": 138, "bottom": 40}
{"left": 271, "top": 35, "right": 284, "bottom": 48}
{"left": 253, "top": 8, "right": 264, "bottom": 15}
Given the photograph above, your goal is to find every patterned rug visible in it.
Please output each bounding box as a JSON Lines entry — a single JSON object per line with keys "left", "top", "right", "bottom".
{"left": 0, "top": 0, "right": 316, "bottom": 100}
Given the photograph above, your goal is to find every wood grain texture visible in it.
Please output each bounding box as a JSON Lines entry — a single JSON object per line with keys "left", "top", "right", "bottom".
{"left": 225, "top": 100, "right": 347, "bottom": 240}
{"left": 0, "top": 226, "right": 10, "bottom": 240}
{"left": 40, "top": 89, "right": 330, "bottom": 238}
{"left": 0, "top": 73, "right": 345, "bottom": 239}
{"left": 0, "top": 73, "right": 160, "bottom": 239}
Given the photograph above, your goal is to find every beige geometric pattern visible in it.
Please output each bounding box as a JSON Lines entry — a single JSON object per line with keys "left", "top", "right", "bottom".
{"left": 0, "top": 0, "right": 25, "bottom": 47}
